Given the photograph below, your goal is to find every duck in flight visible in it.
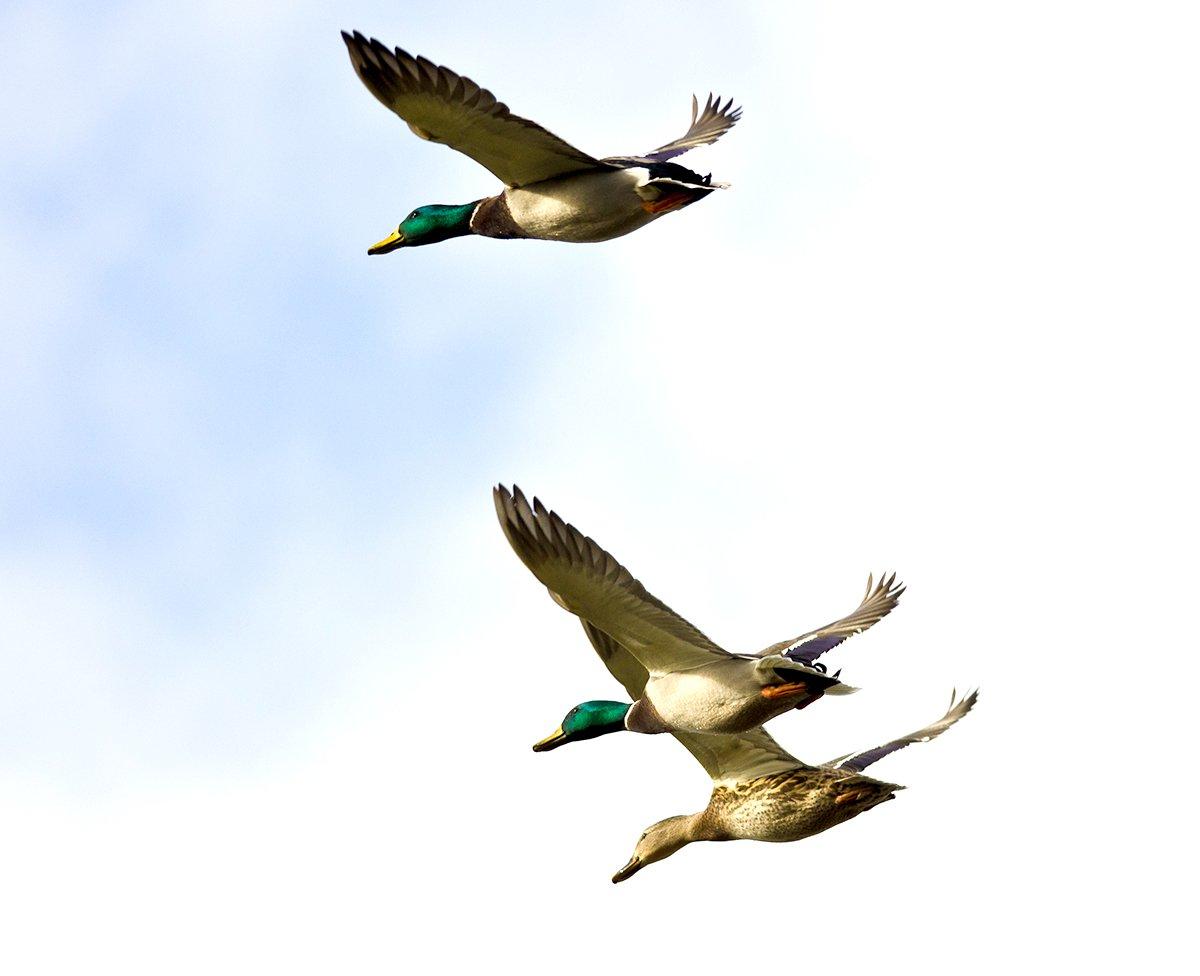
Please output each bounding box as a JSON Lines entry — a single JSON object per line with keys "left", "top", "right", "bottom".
{"left": 574, "top": 624, "right": 976, "bottom": 882}
{"left": 494, "top": 485, "right": 904, "bottom": 742}
{"left": 342, "top": 31, "right": 741, "bottom": 251}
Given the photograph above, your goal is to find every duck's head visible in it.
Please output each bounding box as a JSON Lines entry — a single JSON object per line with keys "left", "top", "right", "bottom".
{"left": 367, "top": 201, "right": 479, "bottom": 253}
{"left": 531, "top": 700, "right": 631, "bottom": 753}
{"left": 611, "top": 816, "right": 694, "bottom": 883}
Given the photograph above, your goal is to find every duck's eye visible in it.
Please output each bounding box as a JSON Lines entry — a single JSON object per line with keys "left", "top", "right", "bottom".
{"left": 408, "top": 210, "right": 419, "bottom": 219}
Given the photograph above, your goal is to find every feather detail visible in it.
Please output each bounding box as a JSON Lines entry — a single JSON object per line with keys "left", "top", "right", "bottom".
{"left": 757, "top": 572, "right": 906, "bottom": 664}
{"left": 829, "top": 689, "right": 979, "bottom": 772}
{"left": 646, "top": 93, "right": 742, "bottom": 161}
{"left": 342, "top": 31, "right": 604, "bottom": 187}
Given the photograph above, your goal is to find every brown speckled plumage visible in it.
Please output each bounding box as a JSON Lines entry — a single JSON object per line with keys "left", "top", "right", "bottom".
{"left": 611, "top": 685, "right": 978, "bottom": 881}
{"left": 570, "top": 608, "right": 976, "bottom": 882}
{"left": 494, "top": 484, "right": 978, "bottom": 881}
{"left": 698, "top": 767, "right": 900, "bottom": 843}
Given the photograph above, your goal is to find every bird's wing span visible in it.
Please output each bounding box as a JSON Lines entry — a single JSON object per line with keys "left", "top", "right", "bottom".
{"left": 495, "top": 485, "right": 731, "bottom": 674}
{"left": 756, "top": 573, "right": 905, "bottom": 664}
{"left": 645, "top": 94, "right": 742, "bottom": 161}
{"left": 343, "top": 32, "right": 606, "bottom": 187}
{"left": 826, "top": 690, "right": 979, "bottom": 772}
{"left": 579, "top": 622, "right": 806, "bottom": 784}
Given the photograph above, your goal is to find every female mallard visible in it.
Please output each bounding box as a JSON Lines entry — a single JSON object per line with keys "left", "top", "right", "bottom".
{"left": 550, "top": 624, "right": 976, "bottom": 882}
{"left": 342, "top": 31, "right": 741, "bottom": 251}
{"left": 495, "top": 485, "right": 904, "bottom": 740}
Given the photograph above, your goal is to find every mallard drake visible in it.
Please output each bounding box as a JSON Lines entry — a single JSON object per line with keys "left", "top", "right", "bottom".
{"left": 562, "top": 624, "right": 976, "bottom": 882}
{"left": 342, "top": 31, "right": 740, "bottom": 251}
{"left": 495, "top": 485, "right": 903, "bottom": 740}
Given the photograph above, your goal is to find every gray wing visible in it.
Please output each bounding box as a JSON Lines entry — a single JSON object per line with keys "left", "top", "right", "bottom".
{"left": 757, "top": 573, "right": 905, "bottom": 665}
{"left": 827, "top": 690, "right": 979, "bottom": 772}
{"left": 579, "top": 620, "right": 650, "bottom": 701}
{"left": 645, "top": 93, "right": 742, "bottom": 161}
{"left": 343, "top": 32, "right": 606, "bottom": 187}
{"left": 673, "top": 727, "right": 811, "bottom": 786}
{"left": 495, "top": 485, "right": 731, "bottom": 674}
{"left": 580, "top": 622, "right": 807, "bottom": 785}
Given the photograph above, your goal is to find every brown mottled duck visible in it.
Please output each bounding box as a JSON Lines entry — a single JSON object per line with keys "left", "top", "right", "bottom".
{"left": 549, "top": 623, "right": 976, "bottom": 882}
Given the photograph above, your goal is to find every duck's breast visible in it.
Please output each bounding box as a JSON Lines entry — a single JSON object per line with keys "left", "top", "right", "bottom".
{"left": 502, "top": 169, "right": 656, "bottom": 243}
{"left": 645, "top": 660, "right": 766, "bottom": 733}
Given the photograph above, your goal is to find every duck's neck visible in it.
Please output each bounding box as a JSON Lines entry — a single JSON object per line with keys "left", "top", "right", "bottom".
{"left": 689, "top": 806, "right": 727, "bottom": 843}
{"left": 655, "top": 812, "right": 714, "bottom": 854}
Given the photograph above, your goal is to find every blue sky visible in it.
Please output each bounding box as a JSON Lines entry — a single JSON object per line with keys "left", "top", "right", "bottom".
{"left": 2, "top": 2, "right": 1196, "bottom": 972}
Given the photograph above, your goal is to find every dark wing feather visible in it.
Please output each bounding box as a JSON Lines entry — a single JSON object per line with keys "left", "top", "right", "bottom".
{"left": 757, "top": 573, "right": 905, "bottom": 664}
{"left": 343, "top": 31, "right": 605, "bottom": 187}
{"left": 645, "top": 93, "right": 742, "bottom": 161}
{"left": 495, "top": 486, "right": 731, "bottom": 674}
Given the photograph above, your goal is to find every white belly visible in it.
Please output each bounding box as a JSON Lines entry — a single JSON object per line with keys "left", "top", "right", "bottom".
{"left": 503, "top": 170, "right": 658, "bottom": 243}
{"left": 645, "top": 666, "right": 759, "bottom": 734}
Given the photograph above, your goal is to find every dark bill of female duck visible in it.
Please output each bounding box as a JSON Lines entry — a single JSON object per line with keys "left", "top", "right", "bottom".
{"left": 495, "top": 484, "right": 904, "bottom": 740}
{"left": 343, "top": 31, "right": 742, "bottom": 250}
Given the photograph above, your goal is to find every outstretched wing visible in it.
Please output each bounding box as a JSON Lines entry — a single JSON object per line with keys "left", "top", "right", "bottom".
{"left": 343, "top": 32, "right": 606, "bottom": 187}
{"left": 827, "top": 690, "right": 979, "bottom": 772}
{"left": 579, "top": 622, "right": 807, "bottom": 785}
{"left": 757, "top": 573, "right": 905, "bottom": 665}
{"left": 673, "top": 727, "right": 810, "bottom": 786}
{"left": 495, "top": 485, "right": 731, "bottom": 675}
{"left": 645, "top": 93, "right": 742, "bottom": 162}
{"left": 579, "top": 620, "right": 649, "bottom": 701}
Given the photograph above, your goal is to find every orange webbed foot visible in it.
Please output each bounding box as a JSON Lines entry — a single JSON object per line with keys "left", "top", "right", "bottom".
{"left": 761, "top": 681, "right": 811, "bottom": 700}
{"left": 640, "top": 191, "right": 695, "bottom": 215}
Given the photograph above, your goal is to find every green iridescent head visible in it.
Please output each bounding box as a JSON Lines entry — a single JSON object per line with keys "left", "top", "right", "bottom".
{"left": 532, "top": 700, "right": 631, "bottom": 752}
{"left": 367, "top": 201, "right": 479, "bottom": 253}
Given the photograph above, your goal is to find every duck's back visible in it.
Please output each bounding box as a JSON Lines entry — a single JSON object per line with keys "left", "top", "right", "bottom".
{"left": 706, "top": 768, "right": 900, "bottom": 843}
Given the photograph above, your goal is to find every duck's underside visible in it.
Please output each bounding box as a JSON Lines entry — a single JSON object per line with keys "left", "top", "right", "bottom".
{"left": 707, "top": 769, "right": 901, "bottom": 843}
{"left": 473, "top": 161, "right": 726, "bottom": 243}
{"left": 637, "top": 656, "right": 847, "bottom": 735}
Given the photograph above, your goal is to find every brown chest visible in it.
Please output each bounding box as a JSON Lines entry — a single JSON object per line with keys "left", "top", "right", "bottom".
{"left": 470, "top": 195, "right": 529, "bottom": 240}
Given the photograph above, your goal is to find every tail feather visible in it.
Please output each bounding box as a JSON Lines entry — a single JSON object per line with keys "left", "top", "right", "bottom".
{"left": 829, "top": 689, "right": 978, "bottom": 773}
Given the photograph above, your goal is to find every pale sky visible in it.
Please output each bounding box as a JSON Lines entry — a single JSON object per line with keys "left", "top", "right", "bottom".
{"left": 1, "top": 2, "right": 1196, "bottom": 973}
